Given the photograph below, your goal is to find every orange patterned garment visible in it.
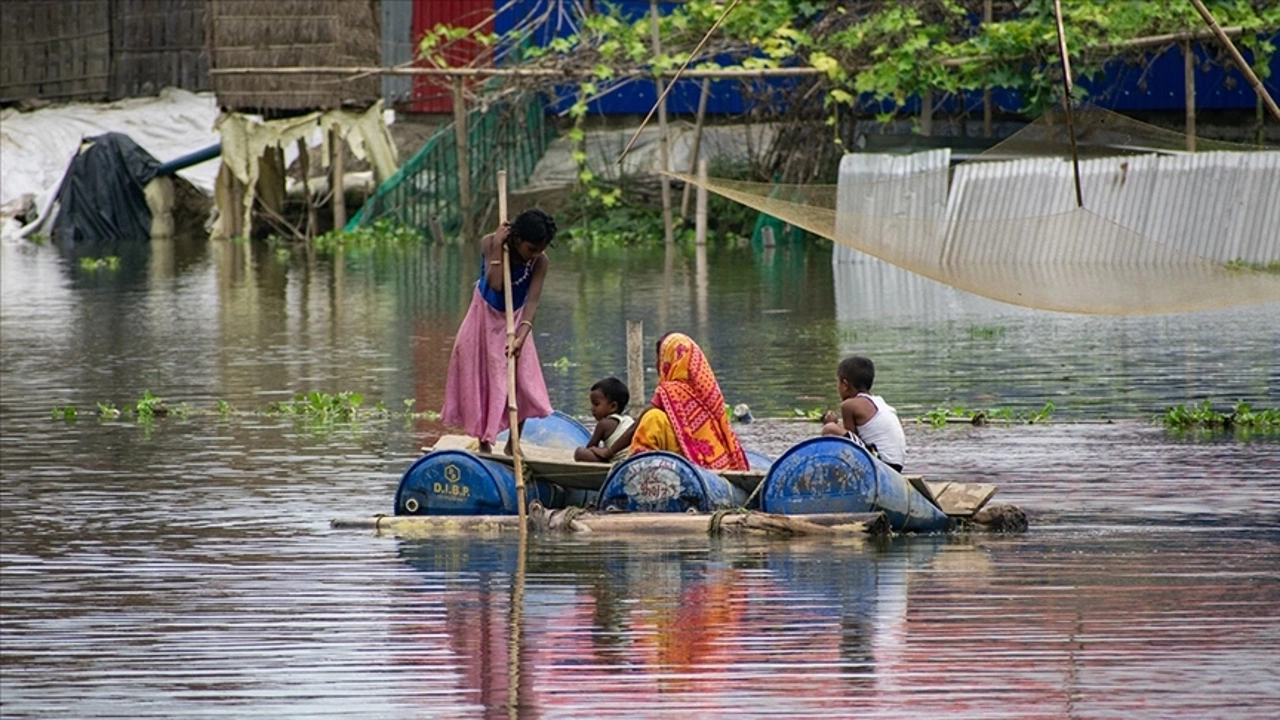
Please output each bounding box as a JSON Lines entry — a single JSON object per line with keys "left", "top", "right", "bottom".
{"left": 631, "top": 333, "right": 749, "bottom": 471}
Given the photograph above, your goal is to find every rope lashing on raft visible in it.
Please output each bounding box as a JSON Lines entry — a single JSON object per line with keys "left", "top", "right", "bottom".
{"left": 707, "top": 507, "right": 750, "bottom": 536}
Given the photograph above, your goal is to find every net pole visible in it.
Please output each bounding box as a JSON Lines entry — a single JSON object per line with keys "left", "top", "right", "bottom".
{"left": 1188, "top": 0, "right": 1280, "bottom": 123}
{"left": 1052, "top": 0, "right": 1084, "bottom": 207}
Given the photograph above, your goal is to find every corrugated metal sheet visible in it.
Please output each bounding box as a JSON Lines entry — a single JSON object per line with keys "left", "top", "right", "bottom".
{"left": 834, "top": 149, "right": 950, "bottom": 266}
{"left": 382, "top": 0, "right": 415, "bottom": 107}
{"left": 410, "top": 0, "right": 494, "bottom": 113}
{"left": 946, "top": 152, "right": 1280, "bottom": 265}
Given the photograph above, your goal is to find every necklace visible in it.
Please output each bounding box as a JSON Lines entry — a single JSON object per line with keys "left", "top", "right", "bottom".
{"left": 512, "top": 257, "right": 534, "bottom": 286}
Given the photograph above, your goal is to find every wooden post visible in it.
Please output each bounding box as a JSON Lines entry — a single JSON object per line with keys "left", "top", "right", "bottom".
{"left": 695, "top": 157, "right": 708, "bottom": 246}
{"left": 681, "top": 77, "right": 711, "bottom": 219}
{"left": 430, "top": 215, "right": 446, "bottom": 244}
{"left": 762, "top": 225, "right": 776, "bottom": 248}
{"left": 1184, "top": 40, "right": 1196, "bottom": 152}
{"left": 1188, "top": 0, "right": 1280, "bottom": 123}
{"left": 297, "top": 138, "right": 317, "bottom": 239}
{"left": 498, "top": 170, "right": 527, "bottom": 534}
{"left": 650, "top": 0, "right": 674, "bottom": 245}
{"left": 626, "top": 320, "right": 645, "bottom": 409}
{"left": 983, "top": 0, "right": 993, "bottom": 139}
{"left": 920, "top": 87, "right": 933, "bottom": 136}
{"left": 330, "top": 128, "right": 346, "bottom": 230}
{"left": 453, "top": 78, "right": 475, "bottom": 241}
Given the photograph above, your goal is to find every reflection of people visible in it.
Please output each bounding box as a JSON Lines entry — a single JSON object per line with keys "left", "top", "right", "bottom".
{"left": 574, "top": 377, "right": 634, "bottom": 463}
{"left": 442, "top": 210, "right": 557, "bottom": 454}
{"left": 821, "top": 355, "right": 906, "bottom": 471}
{"left": 618, "top": 332, "right": 749, "bottom": 471}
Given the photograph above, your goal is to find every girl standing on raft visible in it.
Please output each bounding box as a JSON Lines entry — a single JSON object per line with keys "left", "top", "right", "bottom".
{"left": 620, "top": 332, "right": 750, "bottom": 471}
{"left": 442, "top": 209, "right": 557, "bottom": 454}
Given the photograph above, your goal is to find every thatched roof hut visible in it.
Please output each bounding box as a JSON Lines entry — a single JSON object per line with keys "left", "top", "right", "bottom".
{"left": 209, "top": 0, "right": 381, "bottom": 114}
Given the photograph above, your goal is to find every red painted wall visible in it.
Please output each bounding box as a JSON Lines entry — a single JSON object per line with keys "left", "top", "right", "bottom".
{"left": 410, "top": 0, "right": 494, "bottom": 113}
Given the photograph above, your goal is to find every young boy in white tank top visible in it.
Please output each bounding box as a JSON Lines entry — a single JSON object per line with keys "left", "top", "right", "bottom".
{"left": 820, "top": 355, "right": 907, "bottom": 472}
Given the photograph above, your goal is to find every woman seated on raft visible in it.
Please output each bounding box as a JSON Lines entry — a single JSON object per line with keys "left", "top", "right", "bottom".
{"left": 611, "top": 332, "right": 750, "bottom": 471}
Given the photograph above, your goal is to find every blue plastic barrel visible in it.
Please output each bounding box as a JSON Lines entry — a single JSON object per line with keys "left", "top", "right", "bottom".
{"left": 496, "top": 410, "right": 592, "bottom": 450}
{"left": 744, "top": 449, "right": 774, "bottom": 471}
{"left": 760, "top": 436, "right": 950, "bottom": 532}
{"left": 597, "top": 451, "right": 748, "bottom": 513}
{"left": 394, "top": 450, "right": 562, "bottom": 516}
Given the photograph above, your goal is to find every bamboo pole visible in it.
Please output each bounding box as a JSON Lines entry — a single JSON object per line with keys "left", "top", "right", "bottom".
{"left": 507, "top": 530, "right": 525, "bottom": 720}
{"left": 453, "top": 78, "right": 474, "bottom": 241}
{"left": 330, "top": 128, "right": 345, "bottom": 229}
{"left": 1188, "top": 0, "right": 1280, "bottom": 123}
{"left": 920, "top": 87, "right": 933, "bottom": 136}
{"left": 497, "top": 170, "right": 527, "bottom": 535}
{"left": 983, "top": 0, "right": 993, "bottom": 138}
{"left": 649, "top": 1, "right": 674, "bottom": 245}
{"left": 626, "top": 320, "right": 645, "bottom": 408}
{"left": 681, "top": 77, "right": 711, "bottom": 219}
{"left": 694, "top": 157, "right": 708, "bottom": 246}
{"left": 1184, "top": 40, "right": 1196, "bottom": 152}
{"left": 211, "top": 27, "right": 1247, "bottom": 80}
{"left": 330, "top": 509, "right": 892, "bottom": 537}
{"left": 1052, "top": 0, "right": 1084, "bottom": 208}
{"left": 296, "top": 138, "right": 317, "bottom": 239}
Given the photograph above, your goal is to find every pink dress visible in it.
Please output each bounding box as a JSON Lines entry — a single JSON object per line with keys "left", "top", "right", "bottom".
{"left": 441, "top": 259, "right": 552, "bottom": 444}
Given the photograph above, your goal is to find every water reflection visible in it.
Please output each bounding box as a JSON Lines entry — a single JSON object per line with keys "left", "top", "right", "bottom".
{"left": 392, "top": 535, "right": 950, "bottom": 717}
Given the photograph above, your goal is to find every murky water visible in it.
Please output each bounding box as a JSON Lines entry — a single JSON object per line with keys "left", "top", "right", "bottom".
{"left": 2, "top": 237, "right": 1278, "bottom": 718}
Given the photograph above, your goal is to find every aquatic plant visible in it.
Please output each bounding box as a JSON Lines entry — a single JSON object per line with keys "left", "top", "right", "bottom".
{"left": 920, "top": 402, "right": 1055, "bottom": 427}
{"left": 266, "top": 391, "right": 366, "bottom": 422}
{"left": 133, "top": 390, "right": 168, "bottom": 421}
{"left": 312, "top": 219, "right": 422, "bottom": 256}
{"left": 78, "top": 256, "right": 121, "bottom": 272}
{"left": 97, "top": 402, "right": 122, "bottom": 419}
{"left": 1225, "top": 259, "right": 1280, "bottom": 274}
{"left": 51, "top": 406, "right": 78, "bottom": 421}
{"left": 969, "top": 325, "right": 1006, "bottom": 340}
{"left": 1161, "top": 401, "right": 1280, "bottom": 430}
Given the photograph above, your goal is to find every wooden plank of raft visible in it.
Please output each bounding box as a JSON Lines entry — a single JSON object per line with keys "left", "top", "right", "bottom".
{"left": 924, "top": 480, "right": 998, "bottom": 517}
{"left": 331, "top": 509, "right": 891, "bottom": 538}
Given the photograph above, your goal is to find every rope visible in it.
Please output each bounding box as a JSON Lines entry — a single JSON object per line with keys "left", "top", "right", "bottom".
{"left": 708, "top": 507, "right": 749, "bottom": 536}
{"left": 742, "top": 476, "right": 766, "bottom": 510}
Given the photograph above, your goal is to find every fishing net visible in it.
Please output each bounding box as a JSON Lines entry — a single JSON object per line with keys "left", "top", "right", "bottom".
{"left": 672, "top": 107, "right": 1280, "bottom": 315}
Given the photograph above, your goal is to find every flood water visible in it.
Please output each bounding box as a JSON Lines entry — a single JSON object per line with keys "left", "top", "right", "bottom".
{"left": 2, "top": 236, "right": 1278, "bottom": 718}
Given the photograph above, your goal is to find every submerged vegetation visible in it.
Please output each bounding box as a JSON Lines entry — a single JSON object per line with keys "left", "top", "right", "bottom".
{"left": 51, "top": 391, "right": 442, "bottom": 427}
{"left": 78, "top": 256, "right": 121, "bottom": 272}
{"left": 1225, "top": 258, "right": 1280, "bottom": 274}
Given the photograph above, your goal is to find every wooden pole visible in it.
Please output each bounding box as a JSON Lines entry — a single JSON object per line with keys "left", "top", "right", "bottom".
{"left": 694, "top": 157, "right": 708, "bottom": 246}
{"left": 330, "top": 128, "right": 346, "bottom": 230}
{"left": 429, "top": 215, "right": 446, "bottom": 245}
{"left": 920, "top": 87, "right": 933, "bottom": 136}
{"left": 1188, "top": 0, "right": 1280, "bottom": 123}
{"left": 1052, "top": 0, "right": 1084, "bottom": 208}
{"left": 453, "top": 78, "right": 474, "bottom": 241}
{"left": 497, "top": 170, "right": 527, "bottom": 534}
{"left": 297, "top": 138, "right": 317, "bottom": 239}
{"left": 626, "top": 320, "right": 645, "bottom": 408}
{"left": 650, "top": 1, "right": 674, "bottom": 245}
{"left": 507, "top": 531, "right": 525, "bottom": 720}
{"left": 983, "top": 0, "right": 993, "bottom": 139}
{"left": 681, "top": 78, "right": 711, "bottom": 219}
{"left": 1184, "top": 40, "right": 1196, "bottom": 152}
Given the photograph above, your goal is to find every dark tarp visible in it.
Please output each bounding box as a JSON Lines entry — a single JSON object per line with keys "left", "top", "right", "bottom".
{"left": 52, "top": 132, "right": 161, "bottom": 243}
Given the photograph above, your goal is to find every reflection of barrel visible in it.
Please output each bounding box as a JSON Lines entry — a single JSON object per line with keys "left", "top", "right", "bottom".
{"left": 598, "top": 451, "right": 749, "bottom": 513}
{"left": 497, "top": 411, "right": 591, "bottom": 450}
{"left": 395, "top": 450, "right": 563, "bottom": 515}
{"left": 761, "top": 437, "right": 951, "bottom": 532}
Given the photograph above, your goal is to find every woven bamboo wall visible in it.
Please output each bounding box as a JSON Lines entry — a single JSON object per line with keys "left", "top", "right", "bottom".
{"left": 0, "top": 0, "right": 112, "bottom": 103}
{"left": 0, "top": 0, "right": 208, "bottom": 105}
{"left": 111, "top": 0, "right": 209, "bottom": 98}
{"left": 209, "top": 0, "right": 381, "bottom": 113}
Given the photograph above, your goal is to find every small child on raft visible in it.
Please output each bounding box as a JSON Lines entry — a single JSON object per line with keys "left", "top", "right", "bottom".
{"left": 821, "top": 355, "right": 907, "bottom": 472}
{"left": 573, "top": 377, "right": 635, "bottom": 463}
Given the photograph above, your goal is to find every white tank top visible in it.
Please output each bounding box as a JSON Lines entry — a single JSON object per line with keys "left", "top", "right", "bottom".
{"left": 603, "top": 413, "right": 635, "bottom": 449}
{"left": 855, "top": 393, "right": 906, "bottom": 468}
